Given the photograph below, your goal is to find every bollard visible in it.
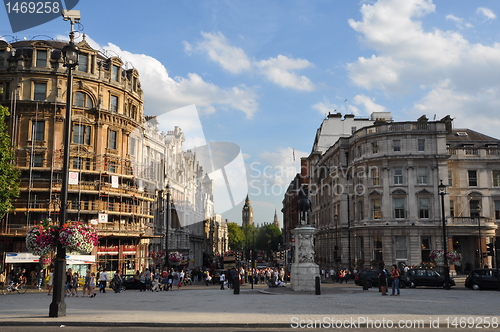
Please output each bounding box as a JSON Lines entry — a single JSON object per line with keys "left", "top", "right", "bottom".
{"left": 315, "top": 276, "right": 321, "bottom": 295}
{"left": 233, "top": 276, "right": 240, "bottom": 294}
{"left": 363, "top": 279, "right": 369, "bottom": 290}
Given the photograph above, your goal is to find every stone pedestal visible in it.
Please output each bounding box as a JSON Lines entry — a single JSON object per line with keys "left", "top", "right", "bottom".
{"left": 291, "top": 226, "right": 319, "bottom": 291}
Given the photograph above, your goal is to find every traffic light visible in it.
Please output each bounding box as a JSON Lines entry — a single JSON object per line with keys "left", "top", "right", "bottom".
{"left": 486, "top": 242, "right": 495, "bottom": 256}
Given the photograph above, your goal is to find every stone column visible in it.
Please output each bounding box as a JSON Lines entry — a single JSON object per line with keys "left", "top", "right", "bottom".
{"left": 291, "top": 226, "right": 319, "bottom": 291}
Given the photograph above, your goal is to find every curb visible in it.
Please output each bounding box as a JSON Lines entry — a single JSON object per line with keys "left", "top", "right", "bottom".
{"left": 0, "top": 321, "right": 293, "bottom": 328}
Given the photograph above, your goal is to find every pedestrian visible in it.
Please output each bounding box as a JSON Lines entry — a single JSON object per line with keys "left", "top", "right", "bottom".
{"left": 113, "top": 270, "right": 123, "bottom": 293}
{"left": 71, "top": 271, "right": 79, "bottom": 297}
{"left": 37, "top": 269, "right": 44, "bottom": 290}
{"left": 65, "top": 268, "right": 73, "bottom": 297}
{"left": 99, "top": 268, "right": 109, "bottom": 293}
{"left": 47, "top": 269, "right": 53, "bottom": 296}
{"left": 82, "top": 270, "right": 90, "bottom": 296}
{"left": 0, "top": 271, "right": 5, "bottom": 289}
{"left": 139, "top": 270, "right": 146, "bottom": 291}
{"left": 88, "top": 272, "right": 96, "bottom": 298}
{"left": 205, "top": 271, "right": 211, "bottom": 286}
{"left": 378, "top": 262, "right": 388, "bottom": 296}
{"left": 220, "top": 272, "right": 226, "bottom": 290}
{"left": 390, "top": 264, "right": 400, "bottom": 296}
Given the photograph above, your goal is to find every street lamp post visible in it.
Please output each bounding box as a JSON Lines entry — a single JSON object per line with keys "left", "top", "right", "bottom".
{"left": 438, "top": 180, "right": 451, "bottom": 290}
{"left": 164, "top": 183, "right": 171, "bottom": 267}
{"left": 49, "top": 31, "right": 79, "bottom": 317}
{"left": 334, "top": 214, "right": 339, "bottom": 271}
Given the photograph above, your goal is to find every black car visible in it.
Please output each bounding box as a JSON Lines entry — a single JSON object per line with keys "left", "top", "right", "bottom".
{"left": 465, "top": 268, "right": 499, "bottom": 290}
{"left": 110, "top": 274, "right": 139, "bottom": 291}
{"left": 354, "top": 269, "right": 409, "bottom": 289}
{"left": 406, "top": 268, "right": 456, "bottom": 288}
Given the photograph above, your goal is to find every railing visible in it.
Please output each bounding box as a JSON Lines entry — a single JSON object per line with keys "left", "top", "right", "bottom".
{"left": 447, "top": 148, "right": 500, "bottom": 159}
{"left": 450, "top": 217, "right": 494, "bottom": 226}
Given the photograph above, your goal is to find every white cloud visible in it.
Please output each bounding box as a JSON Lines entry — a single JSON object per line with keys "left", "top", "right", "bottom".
{"left": 255, "top": 55, "right": 315, "bottom": 91}
{"left": 477, "top": 7, "right": 496, "bottom": 21}
{"left": 353, "top": 95, "right": 387, "bottom": 114}
{"left": 254, "top": 147, "right": 308, "bottom": 188}
{"left": 186, "top": 31, "right": 315, "bottom": 91}
{"left": 79, "top": 39, "right": 259, "bottom": 119}
{"left": 185, "top": 31, "right": 252, "bottom": 74}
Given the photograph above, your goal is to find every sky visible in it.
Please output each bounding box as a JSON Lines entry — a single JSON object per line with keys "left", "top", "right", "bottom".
{"left": 2, "top": 0, "right": 500, "bottom": 227}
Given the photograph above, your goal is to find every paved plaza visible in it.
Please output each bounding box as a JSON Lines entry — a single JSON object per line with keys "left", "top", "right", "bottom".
{"left": 0, "top": 278, "right": 499, "bottom": 329}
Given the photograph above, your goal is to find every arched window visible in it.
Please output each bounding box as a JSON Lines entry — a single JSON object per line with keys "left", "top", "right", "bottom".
{"left": 75, "top": 91, "right": 93, "bottom": 108}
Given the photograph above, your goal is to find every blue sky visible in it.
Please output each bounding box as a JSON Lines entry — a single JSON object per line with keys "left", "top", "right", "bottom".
{"left": 2, "top": 0, "right": 500, "bottom": 226}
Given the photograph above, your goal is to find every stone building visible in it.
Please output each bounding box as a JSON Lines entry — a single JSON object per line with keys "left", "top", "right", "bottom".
{"left": 291, "top": 113, "right": 499, "bottom": 274}
{"left": 0, "top": 37, "right": 214, "bottom": 274}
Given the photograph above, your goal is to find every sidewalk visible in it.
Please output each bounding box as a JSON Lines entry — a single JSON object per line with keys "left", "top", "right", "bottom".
{"left": 0, "top": 281, "right": 498, "bottom": 328}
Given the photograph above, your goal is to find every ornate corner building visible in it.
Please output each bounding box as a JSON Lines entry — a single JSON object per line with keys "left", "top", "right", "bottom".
{"left": 0, "top": 38, "right": 216, "bottom": 274}
{"left": 285, "top": 112, "right": 499, "bottom": 273}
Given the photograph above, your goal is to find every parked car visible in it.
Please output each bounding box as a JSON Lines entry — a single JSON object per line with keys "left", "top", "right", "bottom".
{"left": 210, "top": 269, "right": 227, "bottom": 284}
{"left": 354, "top": 269, "right": 409, "bottom": 289}
{"left": 406, "top": 268, "right": 456, "bottom": 288}
{"left": 465, "top": 268, "right": 499, "bottom": 290}
{"left": 110, "top": 274, "right": 138, "bottom": 291}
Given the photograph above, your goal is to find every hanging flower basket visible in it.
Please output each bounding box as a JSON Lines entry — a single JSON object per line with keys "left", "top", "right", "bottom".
{"left": 40, "top": 255, "right": 54, "bottom": 268}
{"left": 25, "top": 221, "right": 58, "bottom": 257}
{"left": 429, "top": 249, "right": 462, "bottom": 266}
{"left": 168, "top": 251, "right": 183, "bottom": 265}
{"left": 59, "top": 222, "right": 99, "bottom": 254}
{"left": 150, "top": 250, "right": 166, "bottom": 266}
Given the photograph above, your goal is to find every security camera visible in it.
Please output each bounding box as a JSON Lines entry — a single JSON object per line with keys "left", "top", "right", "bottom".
{"left": 62, "top": 10, "right": 81, "bottom": 23}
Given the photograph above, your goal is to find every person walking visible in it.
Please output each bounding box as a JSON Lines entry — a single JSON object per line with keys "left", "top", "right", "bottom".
{"left": 390, "top": 264, "right": 400, "bottom": 296}
{"left": 37, "top": 269, "right": 44, "bottom": 290}
{"left": 47, "top": 269, "right": 53, "bottom": 296}
{"left": 220, "top": 272, "right": 226, "bottom": 290}
{"left": 99, "top": 269, "right": 109, "bottom": 293}
{"left": 88, "top": 272, "right": 96, "bottom": 298}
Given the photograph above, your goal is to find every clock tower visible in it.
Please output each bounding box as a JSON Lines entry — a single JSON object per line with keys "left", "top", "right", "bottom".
{"left": 242, "top": 195, "right": 253, "bottom": 227}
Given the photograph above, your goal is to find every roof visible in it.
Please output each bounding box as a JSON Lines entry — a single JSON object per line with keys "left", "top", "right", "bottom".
{"left": 446, "top": 129, "right": 500, "bottom": 148}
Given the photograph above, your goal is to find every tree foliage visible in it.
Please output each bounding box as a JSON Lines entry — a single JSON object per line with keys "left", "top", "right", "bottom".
{"left": 227, "top": 222, "right": 245, "bottom": 251}
{"left": 0, "top": 106, "right": 20, "bottom": 219}
{"left": 255, "top": 224, "right": 282, "bottom": 253}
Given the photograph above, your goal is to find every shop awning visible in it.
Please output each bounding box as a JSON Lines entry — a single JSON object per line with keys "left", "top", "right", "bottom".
{"left": 5, "top": 253, "right": 96, "bottom": 264}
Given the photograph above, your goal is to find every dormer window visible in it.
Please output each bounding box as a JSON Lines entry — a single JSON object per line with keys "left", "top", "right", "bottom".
{"left": 78, "top": 53, "right": 88, "bottom": 72}
{"left": 36, "top": 49, "right": 47, "bottom": 67}
{"left": 456, "top": 132, "right": 468, "bottom": 137}
{"left": 111, "top": 65, "right": 119, "bottom": 81}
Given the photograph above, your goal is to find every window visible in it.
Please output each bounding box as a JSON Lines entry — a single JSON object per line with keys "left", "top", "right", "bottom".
{"left": 421, "top": 236, "right": 431, "bottom": 263}
{"left": 417, "top": 167, "right": 427, "bottom": 185}
{"left": 394, "top": 168, "right": 403, "bottom": 185}
{"left": 372, "top": 142, "right": 378, "bottom": 154}
{"left": 75, "top": 92, "right": 93, "bottom": 108}
{"left": 373, "top": 236, "right": 383, "bottom": 262}
{"left": 351, "top": 126, "right": 357, "bottom": 134}
{"left": 130, "top": 137, "right": 136, "bottom": 155}
{"left": 111, "top": 65, "right": 119, "bottom": 81}
{"left": 110, "top": 95, "right": 118, "bottom": 112}
{"left": 470, "top": 200, "right": 480, "bottom": 218}
{"left": 34, "top": 82, "right": 46, "bottom": 100}
{"left": 78, "top": 53, "right": 88, "bottom": 72}
{"left": 358, "top": 200, "right": 364, "bottom": 220}
{"left": 468, "top": 170, "right": 477, "bottom": 186}
{"left": 419, "top": 198, "right": 430, "bottom": 218}
{"left": 36, "top": 50, "right": 47, "bottom": 67}
{"left": 33, "top": 153, "right": 43, "bottom": 167}
{"left": 73, "top": 124, "right": 91, "bottom": 145}
{"left": 371, "top": 167, "right": 380, "bottom": 186}
{"left": 495, "top": 201, "right": 500, "bottom": 220}
{"left": 394, "top": 198, "right": 405, "bottom": 218}
{"left": 73, "top": 156, "right": 82, "bottom": 169}
{"left": 107, "top": 160, "right": 116, "bottom": 173}
{"left": 0, "top": 81, "right": 9, "bottom": 101}
{"left": 493, "top": 171, "right": 500, "bottom": 187}
{"left": 450, "top": 200, "right": 455, "bottom": 218}
{"left": 131, "top": 104, "right": 137, "bottom": 120}
{"left": 395, "top": 236, "right": 407, "bottom": 259}
{"left": 393, "top": 140, "right": 401, "bottom": 152}
{"left": 417, "top": 139, "right": 425, "bottom": 152}
{"left": 448, "top": 170, "right": 453, "bottom": 186}
{"left": 0, "top": 50, "right": 5, "bottom": 67}
{"left": 32, "top": 120, "right": 44, "bottom": 141}
{"left": 373, "top": 199, "right": 381, "bottom": 219}
{"left": 108, "top": 130, "right": 117, "bottom": 149}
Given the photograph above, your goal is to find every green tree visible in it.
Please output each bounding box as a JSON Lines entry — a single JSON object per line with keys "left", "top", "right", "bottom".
{"left": 0, "top": 106, "right": 20, "bottom": 219}
{"left": 227, "top": 222, "right": 245, "bottom": 251}
{"left": 255, "top": 224, "right": 282, "bottom": 253}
